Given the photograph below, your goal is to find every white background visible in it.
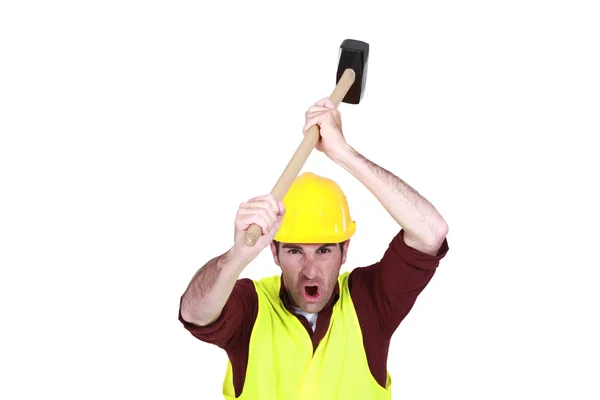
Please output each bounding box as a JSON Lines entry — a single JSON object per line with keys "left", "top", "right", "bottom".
{"left": 1, "top": 1, "right": 599, "bottom": 399}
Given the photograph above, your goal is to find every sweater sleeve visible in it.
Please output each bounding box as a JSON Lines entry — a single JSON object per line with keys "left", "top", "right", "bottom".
{"left": 349, "top": 229, "right": 449, "bottom": 338}
{"left": 178, "top": 278, "right": 258, "bottom": 350}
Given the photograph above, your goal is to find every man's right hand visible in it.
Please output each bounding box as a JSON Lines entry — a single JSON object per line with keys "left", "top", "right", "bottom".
{"left": 232, "top": 194, "right": 285, "bottom": 263}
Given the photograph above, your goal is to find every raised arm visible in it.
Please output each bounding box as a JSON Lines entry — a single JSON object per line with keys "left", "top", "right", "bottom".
{"left": 303, "top": 98, "right": 448, "bottom": 254}
{"left": 180, "top": 194, "right": 285, "bottom": 326}
{"left": 329, "top": 148, "right": 447, "bottom": 254}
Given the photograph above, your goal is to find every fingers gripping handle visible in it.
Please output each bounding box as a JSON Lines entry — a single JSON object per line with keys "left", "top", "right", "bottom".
{"left": 244, "top": 69, "right": 356, "bottom": 247}
{"left": 244, "top": 224, "right": 265, "bottom": 247}
{"left": 243, "top": 130, "right": 320, "bottom": 246}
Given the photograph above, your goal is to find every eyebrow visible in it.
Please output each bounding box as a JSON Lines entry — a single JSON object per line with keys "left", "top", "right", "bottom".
{"left": 281, "top": 244, "right": 302, "bottom": 250}
{"left": 281, "top": 244, "right": 336, "bottom": 250}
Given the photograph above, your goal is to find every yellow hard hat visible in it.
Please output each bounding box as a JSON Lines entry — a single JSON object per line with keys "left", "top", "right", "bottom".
{"left": 274, "top": 172, "right": 356, "bottom": 243}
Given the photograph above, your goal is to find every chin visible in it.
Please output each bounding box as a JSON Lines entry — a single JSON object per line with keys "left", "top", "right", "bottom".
{"left": 301, "top": 301, "right": 326, "bottom": 314}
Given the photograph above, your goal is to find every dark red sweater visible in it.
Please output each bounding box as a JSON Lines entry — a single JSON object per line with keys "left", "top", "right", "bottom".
{"left": 179, "top": 230, "right": 449, "bottom": 397}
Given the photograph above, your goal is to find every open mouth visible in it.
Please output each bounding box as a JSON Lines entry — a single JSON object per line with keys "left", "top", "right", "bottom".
{"left": 303, "top": 285, "right": 321, "bottom": 301}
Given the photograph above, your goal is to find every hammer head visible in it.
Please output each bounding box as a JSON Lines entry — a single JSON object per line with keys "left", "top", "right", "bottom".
{"left": 336, "top": 39, "right": 369, "bottom": 104}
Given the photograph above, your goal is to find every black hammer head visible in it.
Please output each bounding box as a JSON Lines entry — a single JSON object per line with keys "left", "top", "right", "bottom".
{"left": 336, "top": 39, "right": 369, "bottom": 104}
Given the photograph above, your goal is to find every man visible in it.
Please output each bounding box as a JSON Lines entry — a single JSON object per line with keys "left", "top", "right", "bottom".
{"left": 179, "top": 97, "right": 449, "bottom": 399}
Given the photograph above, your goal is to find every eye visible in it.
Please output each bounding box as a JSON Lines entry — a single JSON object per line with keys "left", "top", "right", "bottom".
{"left": 287, "top": 249, "right": 301, "bottom": 254}
{"left": 318, "top": 248, "right": 331, "bottom": 254}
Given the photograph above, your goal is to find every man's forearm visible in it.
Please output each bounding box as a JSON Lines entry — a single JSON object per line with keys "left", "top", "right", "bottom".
{"left": 330, "top": 144, "right": 448, "bottom": 254}
{"left": 180, "top": 248, "right": 249, "bottom": 326}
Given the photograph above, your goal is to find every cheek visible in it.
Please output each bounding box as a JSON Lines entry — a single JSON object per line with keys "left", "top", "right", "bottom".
{"left": 280, "top": 262, "right": 302, "bottom": 284}
{"left": 280, "top": 259, "right": 301, "bottom": 274}
{"left": 322, "top": 260, "right": 342, "bottom": 282}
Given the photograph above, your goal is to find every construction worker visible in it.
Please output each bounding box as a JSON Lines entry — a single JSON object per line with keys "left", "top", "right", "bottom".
{"left": 179, "top": 97, "right": 450, "bottom": 399}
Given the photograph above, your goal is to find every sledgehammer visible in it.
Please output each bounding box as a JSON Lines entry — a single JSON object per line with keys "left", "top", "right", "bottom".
{"left": 244, "top": 39, "right": 369, "bottom": 247}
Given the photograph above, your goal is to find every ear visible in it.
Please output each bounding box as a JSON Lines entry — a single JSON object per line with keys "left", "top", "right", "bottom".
{"left": 270, "top": 241, "right": 280, "bottom": 266}
{"left": 341, "top": 239, "right": 350, "bottom": 265}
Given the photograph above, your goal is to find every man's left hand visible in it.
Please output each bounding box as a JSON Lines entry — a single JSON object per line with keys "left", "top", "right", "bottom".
{"left": 303, "top": 97, "right": 348, "bottom": 158}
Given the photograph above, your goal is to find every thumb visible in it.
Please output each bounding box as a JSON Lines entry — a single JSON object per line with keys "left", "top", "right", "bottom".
{"left": 265, "top": 211, "right": 285, "bottom": 240}
{"left": 270, "top": 213, "right": 284, "bottom": 236}
{"left": 255, "top": 216, "right": 282, "bottom": 249}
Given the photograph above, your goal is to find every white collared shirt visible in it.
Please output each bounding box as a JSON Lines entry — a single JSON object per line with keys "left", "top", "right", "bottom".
{"left": 291, "top": 306, "right": 318, "bottom": 332}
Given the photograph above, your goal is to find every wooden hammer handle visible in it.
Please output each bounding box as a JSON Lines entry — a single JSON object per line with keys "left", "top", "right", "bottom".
{"left": 244, "top": 68, "right": 356, "bottom": 247}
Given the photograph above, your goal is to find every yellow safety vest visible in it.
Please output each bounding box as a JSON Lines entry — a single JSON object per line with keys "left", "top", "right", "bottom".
{"left": 222, "top": 271, "right": 392, "bottom": 399}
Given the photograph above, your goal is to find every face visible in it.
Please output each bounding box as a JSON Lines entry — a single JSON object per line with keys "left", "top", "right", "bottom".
{"left": 270, "top": 240, "right": 349, "bottom": 314}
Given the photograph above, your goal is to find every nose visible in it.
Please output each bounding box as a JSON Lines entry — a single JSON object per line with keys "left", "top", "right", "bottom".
{"left": 301, "top": 255, "right": 318, "bottom": 280}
